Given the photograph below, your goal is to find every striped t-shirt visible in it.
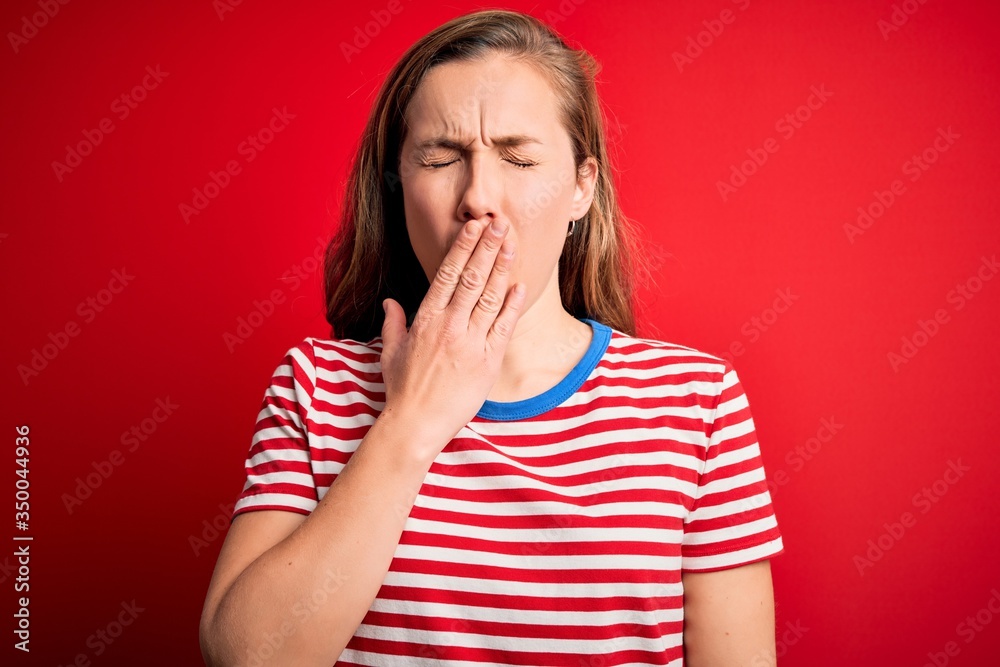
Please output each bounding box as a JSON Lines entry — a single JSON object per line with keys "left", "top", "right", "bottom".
{"left": 232, "top": 317, "right": 784, "bottom": 666}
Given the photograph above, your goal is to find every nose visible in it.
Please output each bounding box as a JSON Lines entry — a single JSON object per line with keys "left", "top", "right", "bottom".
{"left": 457, "top": 153, "right": 499, "bottom": 224}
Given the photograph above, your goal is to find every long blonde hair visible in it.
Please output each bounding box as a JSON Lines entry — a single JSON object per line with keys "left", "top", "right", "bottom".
{"left": 323, "top": 8, "right": 643, "bottom": 341}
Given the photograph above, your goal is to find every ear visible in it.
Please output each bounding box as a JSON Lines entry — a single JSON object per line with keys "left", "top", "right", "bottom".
{"left": 569, "top": 156, "right": 598, "bottom": 220}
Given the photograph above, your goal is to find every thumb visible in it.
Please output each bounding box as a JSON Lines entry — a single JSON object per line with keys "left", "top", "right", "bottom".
{"left": 380, "top": 298, "right": 405, "bottom": 348}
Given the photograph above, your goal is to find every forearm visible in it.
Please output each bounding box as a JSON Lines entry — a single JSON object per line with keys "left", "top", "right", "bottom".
{"left": 203, "top": 413, "right": 439, "bottom": 666}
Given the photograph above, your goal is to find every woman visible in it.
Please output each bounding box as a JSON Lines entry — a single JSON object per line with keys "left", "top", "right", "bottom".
{"left": 200, "top": 9, "right": 784, "bottom": 666}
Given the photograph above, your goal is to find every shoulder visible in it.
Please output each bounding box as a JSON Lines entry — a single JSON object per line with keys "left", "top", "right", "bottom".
{"left": 282, "top": 335, "right": 385, "bottom": 384}
{"left": 601, "top": 324, "right": 734, "bottom": 379}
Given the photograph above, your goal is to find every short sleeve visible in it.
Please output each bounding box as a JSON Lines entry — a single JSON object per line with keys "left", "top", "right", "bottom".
{"left": 680, "top": 360, "right": 784, "bottom": 572}
{"left": 231, "top": 339, "right": 319, "bottom": 521}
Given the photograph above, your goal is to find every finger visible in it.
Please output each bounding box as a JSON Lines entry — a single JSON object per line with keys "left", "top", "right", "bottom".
{"left": 468, "top": 235, "right": 515, "bottom": 336}
{"left": 447, "top": 218, "right": 508, "bottom": 320}
{"left": 486, "top": 280, "right": 527, "bottom": 352}
{"left": 380, "top": 298, "right": 404, "bottom": 351}
{"left": 420, "top": 219, "right": 486, "bottom": 314}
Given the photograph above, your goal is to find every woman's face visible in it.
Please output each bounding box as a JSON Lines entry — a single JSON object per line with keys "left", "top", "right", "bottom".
{"left": 398, "top": 53, "right": 597, "bottom": 311}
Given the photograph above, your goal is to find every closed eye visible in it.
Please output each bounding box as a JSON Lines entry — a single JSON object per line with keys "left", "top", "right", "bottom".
{"left": 422, "top": 158, "right": 537, "bottom": 169}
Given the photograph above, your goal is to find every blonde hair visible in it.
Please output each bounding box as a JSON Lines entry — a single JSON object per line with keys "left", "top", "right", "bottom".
{"left": 323, "top": 8, "right": 644, "bottom": 340}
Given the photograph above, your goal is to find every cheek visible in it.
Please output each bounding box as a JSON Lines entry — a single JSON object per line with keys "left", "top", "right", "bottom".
{"left": 510, "top": 167, "right": 576, "bottom": 227}
{"left": 402, "top": 183, "right": 452, "bottom": 280}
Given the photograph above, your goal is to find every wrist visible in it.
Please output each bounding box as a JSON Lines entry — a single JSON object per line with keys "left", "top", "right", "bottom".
{"left": 370, "top": 407, "right": 446, "bottom": 470}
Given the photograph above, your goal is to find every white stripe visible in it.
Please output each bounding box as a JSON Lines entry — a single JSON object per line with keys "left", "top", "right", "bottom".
{"left": 402, "top": 517, "right": 682, "bottom": 545}
{"left": 391, "top": 544, "right": 681, "bottom": 571}
{"left": 252, "top": 425, "right": 306, "bottom": 445}
{"left": 313, "top": 384, "right": 384, "bottom": 410}
{"left": 419, "top": 470, "right": 697, "bottom": 497}
{"left": 433, "top": 447, "right": 700, "bottom": 479}
{"left": 703, "top": 440, "right": 764, "bottom": 474}
{"left": 381, "top": 570, "right": 684, "bottom": 598}
{"left": 312, "top": 337, "right": 382, "bottom": 358}
{"left": 470, "top": 400, "right": 713, "bottom": 440}
{"left": 369, "top": 597, "right": 684, "bottom": 626}
{"left": 682, "top": 515, "right": 779, "bottom": 546}
{"left": 247, "top": 447, "right": 310, "bottom": 468}
{"left": 413, "top": 495, "right": 689, "bottom": 520}
{"left": 338, "top": 650, "right": 683, "bottom": 667}
{"left": 707, "top": 415, "right": 755, "bottom": 446}
{"left": 697, "top": 468, "right": 766, "bottom": 496}
{"left": 254, "top": 402, "right": 305, "bottom": 431}
{"left": 687, "top": 490, "right": 775, "bottom": 521}
{"left": 244, "top": 470, "right": 313, "bottom": 487}
{"left": 351, "top": 624, "right": 672, "bottom": 654}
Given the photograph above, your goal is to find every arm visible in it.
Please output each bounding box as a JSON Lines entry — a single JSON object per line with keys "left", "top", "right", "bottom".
{"left": 200, "top": 216, "right": 526, "bottom": 666}
{"left": 682, "top": 560, "right": 777, "bottom": 667}
{"left": 198, "top": 412, "right": 440, "bottom": 667}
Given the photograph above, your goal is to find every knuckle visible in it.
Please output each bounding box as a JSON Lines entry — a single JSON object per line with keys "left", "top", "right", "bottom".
{"left": 476, "top": 290, "right": 501, "bottom": 312}
{"left": 439, "top": 316, "right": 463, "bottom": 339}
{"left": 479, "top": 234, "right": 501, "bottom": 252}
{"left": 459, "top": 267, "right": 483, "bottom": 290}
{"left": 492, "top": 318, "right": 511, "bottom": 338}
{"left": 411, "top": 311, "right": 430, "bottom": 331}
{"left": 436, "top": 262, "right": 462, "bottom": 285}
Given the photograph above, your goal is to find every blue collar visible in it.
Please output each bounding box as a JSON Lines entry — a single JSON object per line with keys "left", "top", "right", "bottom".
{"left": 474, "top": 318, "right": 611, "bottom": 421}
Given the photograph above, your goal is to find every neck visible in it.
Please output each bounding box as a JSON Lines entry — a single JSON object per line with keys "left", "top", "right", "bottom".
{"left": 486, "top": 270, "right": 593, "bottom": 403}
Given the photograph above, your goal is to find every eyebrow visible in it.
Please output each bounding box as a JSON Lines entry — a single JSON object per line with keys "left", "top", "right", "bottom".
{"left": 413, "top": 134, "right": 543, "bottom": 151}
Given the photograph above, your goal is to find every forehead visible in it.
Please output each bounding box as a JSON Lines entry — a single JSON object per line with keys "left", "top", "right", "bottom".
{"left": 404, "top": 55, "right": 564, "bottom": 141}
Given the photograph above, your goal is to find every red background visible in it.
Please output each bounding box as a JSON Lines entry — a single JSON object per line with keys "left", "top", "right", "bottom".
{"left": 3, "top": 0, "right": 999, "bottom": 665}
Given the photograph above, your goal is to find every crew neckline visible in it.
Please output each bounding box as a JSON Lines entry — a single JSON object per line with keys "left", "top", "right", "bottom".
{"left": 474, "top": 318, "right": 611, "bottom": 421}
